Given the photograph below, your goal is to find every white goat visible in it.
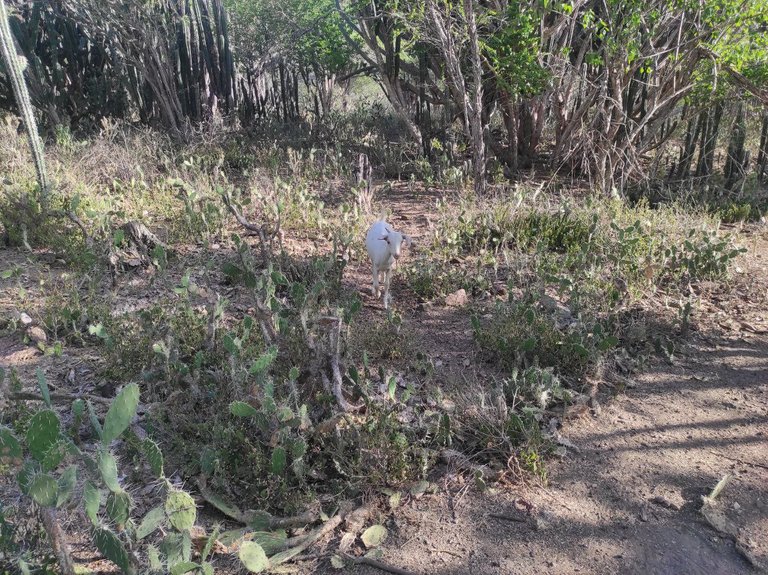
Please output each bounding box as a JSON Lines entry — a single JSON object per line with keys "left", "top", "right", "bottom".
{"left": 365, "top": 219, "right": 412, "bottom": 309}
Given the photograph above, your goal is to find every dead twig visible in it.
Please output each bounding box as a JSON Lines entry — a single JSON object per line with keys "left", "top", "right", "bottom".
{"left": 340, "top": 552, "right": 420, "bottom": 575}
{"left": 9, "top": 391, "right": 112, "bottom": 405}
{"left": 708, "top": 450, "right": 768, "bottom": 471}
{"left": 270, "top": 501, "right": 357, "bottom": 566}
{"left": 488, "top": 512, "right": 527, "bottom": 523}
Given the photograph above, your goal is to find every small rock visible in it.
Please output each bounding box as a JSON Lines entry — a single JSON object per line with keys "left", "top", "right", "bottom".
{"left": 19, "top": 312, "right": 33, "bottom": 326}
{"left": 462, "top": 358, "right": 471, "bottom": 368}
{"left": 445, "top": 289, "right": 468, "bottom": 307}
{"left": 434, "top": 360, "right": 444, "bottom": 369}
{"left": 26, "top": 326, "right": 47, "bottom": 344}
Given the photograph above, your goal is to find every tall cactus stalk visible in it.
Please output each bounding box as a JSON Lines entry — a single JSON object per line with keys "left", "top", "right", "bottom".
{"left": 0, "top": 0, "right": 49, "bottom": 209}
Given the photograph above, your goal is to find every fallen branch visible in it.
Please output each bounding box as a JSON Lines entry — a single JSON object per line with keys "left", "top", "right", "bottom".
{"left": 488, "top": 512, "right": 527, "bottom": 523}
{"left": 197, "top": 477, "right": 319, "bottom": 529}
{"left": 340, "top": 552, "right": 420, "bottom": 575}
{"left": 269, "top": 501, "right": 357, "bottom": 566}
{"left": 9, "top": 391, "right": 111, "bottom": 405}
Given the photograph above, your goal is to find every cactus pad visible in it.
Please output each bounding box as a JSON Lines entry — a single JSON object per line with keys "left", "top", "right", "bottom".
{"left": 28, "top": 473, "right": 59, "bottom": 507}
{"left": 93, "top": 527, "right": 135, "bottom": 575}
{"left": 165, "top": 490, "right": 197, "bottom": 531}
{"left": 98, "top": 449, "right": 121, "bottom": 492}
{"left": 102, "top": 383, "right": 140, "bottom": 445}
{"left": 106, "top": 489, "right": 131, "bottom": 528}
{"left": 142, "top": 438, "right": 164, "bottom": 478}
{"left": 238, "top": 541, "right": 269, "bottom": 573}
{"left": 26, "top": 410, "right": 60, "bottom": 461}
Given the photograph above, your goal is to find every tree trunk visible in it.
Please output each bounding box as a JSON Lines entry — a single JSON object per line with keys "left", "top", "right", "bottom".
{"left": 464, "top": 0, "right": 485, "bottom": 194}
{"left": 757, "top": 112, "right": 768, "bottom": 183}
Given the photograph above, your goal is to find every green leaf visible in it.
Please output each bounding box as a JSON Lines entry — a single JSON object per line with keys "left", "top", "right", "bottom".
{"left": 26, "top": 410, "right": 60, "bottom": 461}
{"left": 102, "top": 383, "right": 140, "bottom": 445}
{"left": 36, "top": 368, "right": 51, "bottom": 407}
{"left": 57, "top": 465, "right": 77, "bottom": 507}
{"left": 136, "top": 506, "right": 166, "bottom": 540}
{"left": 165, "top": 490, "right": 197, "bottom": 531}
{"left": 230, "top": 401, "right": 258, "bottom": 417}
{"left": 238, "top": 541, "right": 269, "bottom": 573}
{"left": 142, "top": 438, "right": 164, "bottom": 478}
{"left": 98, "top": 449, "right": 121, "bottom": 492}
{"left": 0, "top": 428, "right": 22, "bottom": 467}
{"left": 271, "top": 446, "right": 286, "bottom": 475}
{"left": 249, "top": 346, "right": 277, "bottom": 375}
{"left": 361, "top": 525, "right": 388, "bottom": 548}
{"left": 83, "top": 481, "right": 101, "bottom": 525}
{"left": 28, "top": 473, "right": 59, "bottom": 507}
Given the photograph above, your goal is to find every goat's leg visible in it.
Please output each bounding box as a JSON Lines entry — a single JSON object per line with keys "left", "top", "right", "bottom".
{"left": 372, "top": 264, "right": 380, "bottom": 298}
{"left": 383, "top": 269, "right": 392, "bottom": 309}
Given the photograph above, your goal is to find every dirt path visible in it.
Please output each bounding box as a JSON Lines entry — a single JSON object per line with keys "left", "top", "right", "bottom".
{"left": 340, "top": 332, "right": 767, "bottom": 575}
{"left": 334, "top": 197, "right": 768, "bottom": 575}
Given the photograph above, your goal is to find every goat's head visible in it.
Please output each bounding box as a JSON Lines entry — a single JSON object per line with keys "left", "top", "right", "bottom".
{"left": 379, "top": 230, "right": 412, "bottom": 260}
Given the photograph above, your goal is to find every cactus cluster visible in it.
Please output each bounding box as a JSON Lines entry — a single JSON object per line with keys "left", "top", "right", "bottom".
{"left": 4, "top": 375, "right": 210, "bottom": 574}
{"left": 0, "top": 0, "right": 236, "bottom": 135}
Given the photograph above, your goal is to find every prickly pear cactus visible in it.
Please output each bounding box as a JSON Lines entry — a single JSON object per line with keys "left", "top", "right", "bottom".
{"left": 56, "top": 465, "right": 77, "bottom": 507}
{"left": 239, "top": 541, "right": 269, "bottom": 573}
{"left": 27, "top": 473, "right": 58, "bottom": 507}
{"left": 102, "top": 383, "right": 140, "bottom": 445}
{"left": 142, "top": 438, "right": 164, "bottom": 478}
{"left": 97, "top": 449, "right": 121, "bottom": 492}
{"left": 106, "top": 489, "right": 131, "bottom": 529}
{"left": 165, "top": 490, "right": 197, "bottom": 531}
{"left": 83, "top": 481, "right": 101, "bottom": 525}
{"left": 93, "top": 527, "right": 136, "bottom": 575}
{"left": 25, "top": 409, "right": 60, "bottom": 461}
{"left": 136, "top": 506, "right": 165, "bottom": 540}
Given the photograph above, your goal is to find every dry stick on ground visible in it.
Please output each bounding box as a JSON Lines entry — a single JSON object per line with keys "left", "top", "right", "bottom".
{"left": 488, "top": 512, "right": 528, "bottom": 523}
{"left": 708, "top": 449, "right": 768, "bottom": 471}
{"left": 339, "top": 552, "right": 420, "bottom": 575}
{"left": 269, "top": 501, "right": 358, "bottom": 566}
{"left": 9, "top": 391, "right": 112, "bottom": 405}
{"left": 197, "top": 477, "right": 319, "bottom": 528}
